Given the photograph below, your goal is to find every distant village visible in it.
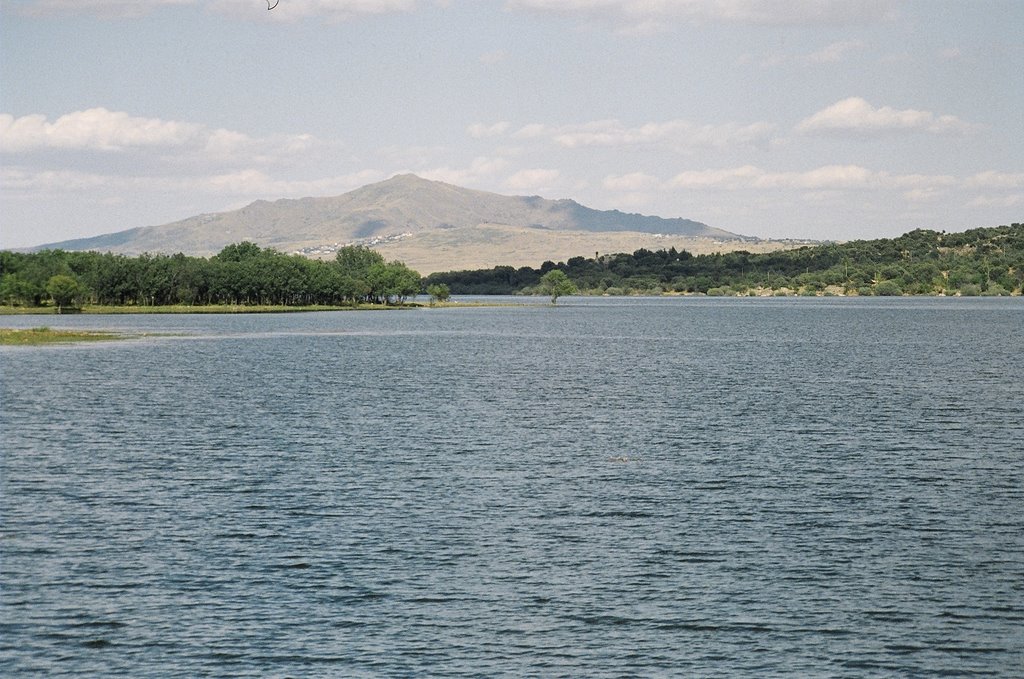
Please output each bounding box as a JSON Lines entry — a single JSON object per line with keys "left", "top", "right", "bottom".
{"left": 293, "top": 232, "right": 413, "bottom": 257}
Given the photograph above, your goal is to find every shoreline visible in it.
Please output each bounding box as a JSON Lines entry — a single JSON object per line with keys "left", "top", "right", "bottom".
{"left": 0, "top": 292, "right": 1016, "bottom": 317}
{"left": 0, "top": 303, "right": 415, "bottom": 315}
{"left": 0, "top": 327, "right": 131, "bottom": 345}
{"left": 0, "top": 300, "right": 541, "bottom": 315}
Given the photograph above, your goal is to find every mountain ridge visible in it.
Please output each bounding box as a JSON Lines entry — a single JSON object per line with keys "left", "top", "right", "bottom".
{"left": 26, "top": 174, "right": 770, "bottom": 272}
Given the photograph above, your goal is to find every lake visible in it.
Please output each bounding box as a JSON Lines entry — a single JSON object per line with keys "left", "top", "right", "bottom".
{"left": 2, "top": 296, "right": 1022, "bottom": 676}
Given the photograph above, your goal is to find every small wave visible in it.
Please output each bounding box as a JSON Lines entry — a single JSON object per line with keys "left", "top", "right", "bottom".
{"left": 934, "top": 645, "right": 1008, "bottom": 655}
{"left": 839, "top": 659, "right": 905, "bottom": 671}
{"left": 652, "top": 620, "right": 774, "bottom": 634}
{"left": 863, "top": 610, "right": 914, "bottom": 622}
{"left": 70, "top": 620, "right": 127, "bottom": 629}
{"left": 582, "top": 510, "right": 655, "bottom": 519}
{"left": 665, "top": 554, "right": 725, "bottom": 564}
{"left": 407, "top": 596, "right": 454, "bottom": 604}
{"left": 82, "top": 639, "right": 112, "bottom": 648}
{"left": 793, "top": 627, "right": 853, "bottom": 637}
{"left": 214, "top": 532, "right": 258, "bottom": 539}
{"left": 884, "top": 643, "right": 927, "bottom": 654}
{"left": 327, "top": 590, "right": 390, "bottom": 603}
{"left": 562, "top": 613, "right": 636, "bottom": 627}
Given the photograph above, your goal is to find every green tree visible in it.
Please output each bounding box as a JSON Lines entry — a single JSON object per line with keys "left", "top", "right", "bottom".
{"left": 385, "top": 262, "right": 422, "bottom": 305}
{"left": 540, "top": 269, "right": 577, "bottom": 304}
{"left": 214, "top": 241, "right": 265, "bottom": 263}
{"left": 427, "top": 283, "right": 451, "bottom": 305}
{"left": 336, "top": 245, "right": 384, "bottom": 276}
{"left": 0, "top": 274, "right": 38, "bottom": 306}
{"left": 46, "top": 274, "right": 82, "bottom": 312}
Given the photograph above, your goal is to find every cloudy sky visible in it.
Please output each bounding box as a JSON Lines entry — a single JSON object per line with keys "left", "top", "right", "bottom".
{"left": 1, "top": 0, "right": 1021, "bottom": 248}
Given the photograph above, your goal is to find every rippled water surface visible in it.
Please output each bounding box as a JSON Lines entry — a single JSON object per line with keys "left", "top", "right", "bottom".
{"left": 2, "top": 297, "right": 1022, "bottom": 676}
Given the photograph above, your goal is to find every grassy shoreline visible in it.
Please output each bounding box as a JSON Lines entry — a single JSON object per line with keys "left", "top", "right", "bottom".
{"left": 0, "top": 300, "right": 538, "bottom": 315}
{"left": 0, "top": 303, "right": 417, "bottom": 315}
{"left": 0, "top": 327, "right": 129, "bottom": 346}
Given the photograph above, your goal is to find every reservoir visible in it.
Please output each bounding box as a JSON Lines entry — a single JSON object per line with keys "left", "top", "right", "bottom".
{"left": 2, "top": 296, "right": 1022, "bottom": 676}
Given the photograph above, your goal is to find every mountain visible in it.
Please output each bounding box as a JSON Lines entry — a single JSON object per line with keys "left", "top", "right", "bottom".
{"left": 31, "top": 174, "right": 754, "bottom": 273}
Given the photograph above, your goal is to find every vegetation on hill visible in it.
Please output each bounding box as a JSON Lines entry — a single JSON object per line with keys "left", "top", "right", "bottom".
{"left": 0, "top": 242, "right": 420, "bottom": 310}
{"left": 424, "top": 224, "right": 1024, "bottom": 297}
{"left": 3, "top": 224, "right": 1020, "bottom": 310}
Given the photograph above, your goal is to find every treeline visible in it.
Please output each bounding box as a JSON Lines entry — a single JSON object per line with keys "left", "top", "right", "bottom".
{"left": 425, "top": 224, "right": 1024, "bottom": 297}
{"left": 0, "top": 242, "right": 421, "bottom": 308}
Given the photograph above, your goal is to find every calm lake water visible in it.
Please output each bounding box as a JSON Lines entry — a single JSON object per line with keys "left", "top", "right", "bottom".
{"left": 2, "top": 297, "right": 1022, "bottom": 677}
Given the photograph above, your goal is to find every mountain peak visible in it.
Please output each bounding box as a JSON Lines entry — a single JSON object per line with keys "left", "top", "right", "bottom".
{"left": 380, "top": 172, "right": 429, "bottom": 184}
{"left": 376, "top": 173, "right": 447, "bottom": 190}
{"left": 29, "top": 175, "right": 744, "bottom": 265}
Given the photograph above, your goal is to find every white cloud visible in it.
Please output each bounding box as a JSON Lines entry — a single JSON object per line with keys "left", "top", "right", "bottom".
{"left": 479, "top": 49, "right": 509, "bottom": 65}
{"left": 667, "top": 165, "right": 958, "bottom": 192}
{"left": 208, "top": 0, "right": 417, "bottom": 20}
{"left": 669, "top": 165, "right": 764, "bottom": 189}
{"left": 804, "top": 40, "right": 864, "bottom": 64}
{"left": 964, "top": 171, "right": 1024, "bottom": 189}
{"left": 512, "top": 123, "right": 548, "bottom": 139}
{"left": 517, "top": 118, "right": 776, "bottom": 151}
{"left": 0, "top": 109, "right": 204, "bottom": 152}
{"left": 968, "top": 194, "right": 1022, "bottom": 208}
{"left": 797, "top": 97, "right": 976, "bottom": 136}
{"left": 783, "top": 164, "right": 875, "bottom": 189}
{"left": 0, "top": 108, "right": 327, "bottom": 167}
{"left": 603, "top": 172, "right": 660, "bottom": 191}
{"left": 505, "top": 0, "right": 896, "bottom": 31}
{"left": 504, "top": 168, "right": 561, "bottom": 192}
{"left": 892, "top": 174, "right": 957, "bottom": 189}
{"left": 739, "top": 40, "right": 865, "bottom": 68}
{"left": 14, "top": 0, "right": 419, "bottom": 19}
{"left": 467, "top": 121, "right": 511, "bottom": 138}
{"left": 419, "top": 156, "right": 508, "bottom": 185}
{"left": 16, "top": 0, "right": 897, "bottom": 25}
{"left": 203, "top": 168, "right": 386, "bottom": 195}
{"left": 13, "top": 0, "right": 194, "bottom": 18}
{"left": 1, "top": 167, "right": 111, "bottom": 192}
{"left": 940, "top": 46, "right": 963, "bottom": 61}
{"left": 1, "top": 164, "right": 385, "bottom": 198}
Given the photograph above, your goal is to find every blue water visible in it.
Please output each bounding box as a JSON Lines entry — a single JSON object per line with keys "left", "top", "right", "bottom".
{"left": 2, "top": 297, "right": 1022, "bottom": 676}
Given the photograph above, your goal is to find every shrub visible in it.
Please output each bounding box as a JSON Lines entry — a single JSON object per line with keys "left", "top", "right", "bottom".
{"left": 874, "top": 280, "right": 903, "bottom": 296}
{"left": 981, "top": 283, "right": 1009, "bottom": 296}
{"left": 960, "top": 284, "right": 981, "bottom": 297}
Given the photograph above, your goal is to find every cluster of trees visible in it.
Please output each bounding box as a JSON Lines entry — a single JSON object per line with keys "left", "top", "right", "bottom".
{"left": 4, "top": 224, "right": 1020, "bottom": 309}
{"left": 425, "top": 224, "right": 1024, "bottom": 297}
{"left": 0, "top": 242, "right": 421, "bottom": 308}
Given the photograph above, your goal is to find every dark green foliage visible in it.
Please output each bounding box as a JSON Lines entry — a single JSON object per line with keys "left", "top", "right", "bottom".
{"left": 422, "top": 264, "right": 541, "bottom": 295}
{"left": 45, "top": 275, "right": 83, "bottom": 311}
{"left": 0, "top": 242, "right": 421, "bottom": 308}
{"left": 425, "top": 224, "right": 1024, "bottom": 297}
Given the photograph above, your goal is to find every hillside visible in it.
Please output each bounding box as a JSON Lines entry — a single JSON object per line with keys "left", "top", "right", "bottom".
{"left": 31, "top": 175, "right": 747, "bottom": 272}
{"left": 425, "top": 224, "right": 1024, "bottom": 296}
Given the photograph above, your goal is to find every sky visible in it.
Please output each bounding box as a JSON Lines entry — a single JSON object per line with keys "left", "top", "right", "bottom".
{"left": 1, "top": 0, "right": 1022, "bottom": 249}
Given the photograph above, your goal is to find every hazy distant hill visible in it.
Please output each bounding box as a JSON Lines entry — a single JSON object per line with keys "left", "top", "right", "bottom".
{"left": 27, "top": 174, "right": 782, "bottom": 272}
